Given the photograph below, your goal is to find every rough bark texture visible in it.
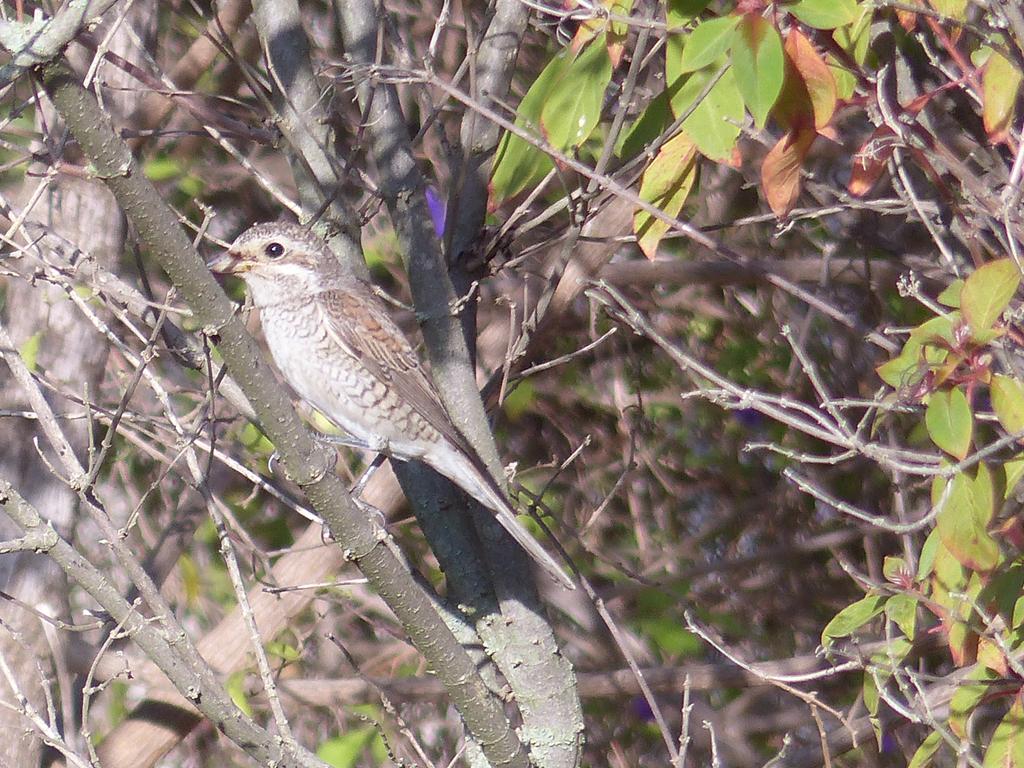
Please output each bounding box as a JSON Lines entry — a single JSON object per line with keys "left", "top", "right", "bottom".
{"left": 0, "top": 5, "right": 149, "bottom": 762}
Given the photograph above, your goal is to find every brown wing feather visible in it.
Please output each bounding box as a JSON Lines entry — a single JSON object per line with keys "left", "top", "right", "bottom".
{"left": 315, "top": 286, "right": 478, "bottom": 458}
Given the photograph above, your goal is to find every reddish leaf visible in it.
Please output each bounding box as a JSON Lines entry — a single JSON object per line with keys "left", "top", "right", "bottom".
{"left": 762, "top": 126, "right": 816, "bottom": 216}
{"left": 849, "top": 126, "right": 896, "bottom": 197}
{"left": 773, "top": 46, "right": 815, "bottom": 135}
{"left": 783, "top": 28, "right": 836, "bottom": 129}
{"left": 570, "top": 0, "right": 636, "bottom": 67}
{"left": 897, "top": 9, "right": 918, "bottom": 31}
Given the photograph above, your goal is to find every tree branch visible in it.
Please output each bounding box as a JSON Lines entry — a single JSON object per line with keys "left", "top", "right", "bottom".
{"left": 36, "top": 58, "right": 527, "bottom": 768}
{"left": 249, "top": 0, "right": 364, "bottom": 268}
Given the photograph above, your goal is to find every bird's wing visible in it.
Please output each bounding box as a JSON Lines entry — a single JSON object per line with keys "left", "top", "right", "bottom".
{"left": 314, "top": 285, "right": 478, "bottom": 458}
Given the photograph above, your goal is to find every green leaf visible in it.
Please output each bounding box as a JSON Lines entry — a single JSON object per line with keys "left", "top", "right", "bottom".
{"left": 491, "top": 34, "right": 613, "bottom": 207}
{"left": 1014, "top": 595, "right": 1024, "bottom": 628}
{"left": 540, "top": 33, "right": 613, "bottom": 150}
{"left": 936, "top": 469, "right": 1000, "bottom": 572}
{"left": 616, "top": 91, "right": 672, "bottom": 159}
{"left": 490, "top": 48, "right": 573, "bottom": 204}
{"left": 731, "top": 14, "right": 784, "bottom": 128}
{"left": 870, "top": 636, "right": 912, "bottom": 672}
{"left": 931, "top": 0, "right": 968, "bottom": 18}
{"left": 667, "top": 0, "right": 712, "bottom": 24}
{"left": 950, "top": 666, "right": 1001, "bottom": 738}
{"left": 979, "top": 566, "right": 1024, "bottom": 625}
{"left": 265, "top": 640, "right": 301, "bottom": 662}
{"left": 502, "top": 379, "right": 536, "bottom": 421}
{"left": 634, "top": 132, "right": 699, "bottom": 257}
{"left": 907, "top": 731, "right": 943, "bottom": 768}
{"left": 984, "top": 51, "right": 1023, "bottom": 139}
{"left": 930, "top": 534, "right": 968, "bottom": 609}
{"left": 925, "top": 388, "right": 973, "bottom": 459}
{"left": 961, "top": 259, "right": 1021, "bottom": 336}
{"left": 992, "top": 375, "right": 1024, "bottom": 436}
{"left": 876, "top": 339, "right": 929, "bottom": 388}
{"left": 634, "top": 590, "right": 702, "bottom": 656}
{"left": 862, "top": 670, "right": 879, "bottom": 719}
{"left": 1006, "top": 453, "right": 1024, "bottom": 498}
{"left": 917, "top": 528, "right": 941, "bottom": 581}
{"left": 678, "top": 15, "right": 740, "bottom": 73}
{"left": 821, "top": 594, "right": 887, "bottom": 645}
{"left": 885, "top": 593, "right": 917, "bottom": 639}
{"left": 882, "top": 555, "right": 907, "bottom": 583}
{"left": 785, "top": 0, "right": 859, "bottom": 29}
{"left": 983, "top": 697, "right": 1024, "bottom": 768}
{"left": 910, "top": 313, "right": 959, "bottom": 346}
{"left": 317, "top": 728, "right": 380, "bottom": 768}
{"left": 937, "top": 279, "right": 964, "bottom": 308}
{"left": 178, "top": 553, "right": 201, "bottom": 604}
{"left": 143, "top": 154, "right": 184, "bottom": 182}
{"left": 831, "top": 6, "right": 872, "bottom": 99}
{"left": 671, "top": 64, "right": 745, "bottom": 161}
{"left": 18, "top": 332, "right": 42, "bottom": 373}
{"left": 225, "top": 671, "right": 253, "bottom": 717}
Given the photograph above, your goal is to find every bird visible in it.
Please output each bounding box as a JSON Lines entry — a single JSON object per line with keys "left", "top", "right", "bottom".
{"left": 208, "top": 221, "right": 574, "bottom": 589}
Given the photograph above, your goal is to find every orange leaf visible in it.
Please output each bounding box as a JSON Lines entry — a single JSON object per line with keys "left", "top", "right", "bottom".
{"left": 897, "top": 9, "right": 918, "bottom": 31}
{"left": 570, "top": 0, "right": 634, "bottom": 67}
{"left": 784, "top": 28, "right": 837, "bottom": 129}
{"left": 848, "top": 126, "right": 896, "bottom": 197}
{"left": 762, "top": 126, "right": 816, "bottom": 216}
{"left": 773, "top": 50, "right": 814, "bottom": 134}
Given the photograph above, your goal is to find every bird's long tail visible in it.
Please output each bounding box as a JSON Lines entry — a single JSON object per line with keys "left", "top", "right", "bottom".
{"left": 432, "top": 450, "right": 575, "bottom": 590}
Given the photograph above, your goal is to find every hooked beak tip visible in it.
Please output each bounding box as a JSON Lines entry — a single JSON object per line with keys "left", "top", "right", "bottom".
{"left": 206, "top": 250, "right": 237, "bottom": 274}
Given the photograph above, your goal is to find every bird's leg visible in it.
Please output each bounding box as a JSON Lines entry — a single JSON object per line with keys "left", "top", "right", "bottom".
{"left": 350, "top": 453, "right": 386, "bottom": 498}
{"left": 317, "top": 432, "right": 415, "bottom": 463}
{"left": 317, "top": 433, "right": 377, "bottom": 451}
{"left": 349, "top": 455, "right": 388, "bottom": 527}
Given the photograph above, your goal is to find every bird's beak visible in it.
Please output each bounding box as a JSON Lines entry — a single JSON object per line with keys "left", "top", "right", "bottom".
{"left": 207, "top": 250, "right": 239, "bottom": 274}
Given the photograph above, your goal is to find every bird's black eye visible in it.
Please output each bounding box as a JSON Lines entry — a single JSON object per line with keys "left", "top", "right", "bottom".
{"left": 264, "top": 242, "right": 285, "bottom": 259}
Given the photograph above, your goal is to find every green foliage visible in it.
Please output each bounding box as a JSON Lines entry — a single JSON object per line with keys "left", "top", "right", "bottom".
{"left": 634, "top": 132, "right": 699, "bottom": 256}
{"left": 934, "top": 468, "right": 999, "bottom": 573}
{"left": 731, "top": 14, "right": 784, "bottom": 129}
{"left": 865, "top": 252, "right": 1024, "bottom": 756}
{"left": 907, "top": 731, "right": 943, "bottom": 768}
{"left": 982, "top": 698, "right": 1024, "bottom": 768}
{"left": 18, "top": 331, "right": 42, "bottom": 373}
{"left": 317, "top": 727, "right": 385, "bottom": 768}
{"left": 783, "top": 0, "right": 859, "bottom": 29}
{"left": 633, "top": 591, "right": 701, "bottom": 657}
{"left": 821, "top": 594, "right": 887, "bottom": 645}
{"left": 961, "top": 259, "right": 1020, "bottom": 337}
{"left": 490, "top": 35, "right": 612, "bottom": 206}
{"left": 502, "top": 379, "right": 537, "bottom": 421}
{"left": 677, "top": 16, "right": 739, "bottom": 73}
{"left": 669, "top": 63, "right": 744, "bottom": 162}
{"left": 225, "top": 671, "right": 254, "bottom": 717}
{"left": 925, "top": 387, "right": 972, "bottom": 459}
{"left": 992, "top": 375, "right": 1024, "bottom": 435}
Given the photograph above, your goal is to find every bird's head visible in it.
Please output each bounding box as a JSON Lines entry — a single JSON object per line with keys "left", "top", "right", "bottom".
{"left": 208, "top": 222, "right": 335, "bottom": 304}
